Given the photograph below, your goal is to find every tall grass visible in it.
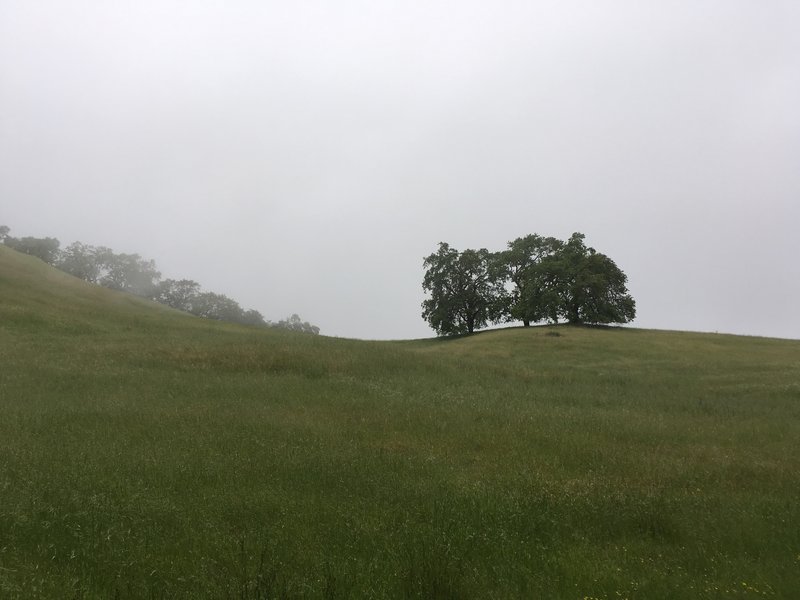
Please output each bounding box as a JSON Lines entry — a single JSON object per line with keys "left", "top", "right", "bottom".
{"left": 1, "top": 246, "right": 799, "bottom": 598}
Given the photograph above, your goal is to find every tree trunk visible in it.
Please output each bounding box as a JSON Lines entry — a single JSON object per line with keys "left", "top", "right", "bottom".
{"left": 567, "top": 303, "right": 581, "bottom": 324}
{"left": 522, "top": 319, "right": 530, "bottom": 327}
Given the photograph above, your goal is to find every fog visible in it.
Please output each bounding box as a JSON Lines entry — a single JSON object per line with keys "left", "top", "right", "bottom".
{"left": 2, "top": 1, "right": 798, "bottom": 339}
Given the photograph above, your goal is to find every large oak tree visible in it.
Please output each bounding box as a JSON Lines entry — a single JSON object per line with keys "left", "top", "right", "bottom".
{"left": 421, "top": 243, "right": 506, "bottom": 335}
{"left": 548, "top": 233, "right": 636, "bottom": 325}
{"left": 499, "top": 234, "right": 563, "bottom": 326}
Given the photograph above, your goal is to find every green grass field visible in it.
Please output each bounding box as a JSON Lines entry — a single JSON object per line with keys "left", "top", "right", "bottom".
{"left": 1, "top": 245, "right": 799, "bottom": 598}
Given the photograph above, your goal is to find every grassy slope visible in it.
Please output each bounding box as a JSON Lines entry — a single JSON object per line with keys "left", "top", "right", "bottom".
{"left": 1, "top": 245, "right": 799, "bottom": 598}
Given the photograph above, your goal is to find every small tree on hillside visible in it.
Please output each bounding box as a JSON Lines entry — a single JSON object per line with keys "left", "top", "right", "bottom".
{"left": 190, "top": 291, "right": 244, "bottom": 322}
{"left": 57, "top": 242, "right": 104, "bottom": 283}
{"left": 239, "top": 309, "right": 268, "bottom": 327}
{"left": 153, "top": 278, "right": 202, "bottom": 312}
{"left": 274, "top": 314, "right": 320, "bottom": 334}
{"left": 97, "top": 250, "right": 161, "bottom": 298}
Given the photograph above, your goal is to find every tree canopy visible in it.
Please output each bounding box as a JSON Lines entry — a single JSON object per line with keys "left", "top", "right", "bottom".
{"left": 422, "top": 233, "right": 636, "bottom": 335}
{"left": 421, "top": 243, "right": 507, "bottom": 335}
{"left": 499, "top": 234, "right": 563, "bottom": 327}
{"left": 548, "top": 233, "right": 636, "bottom": 325}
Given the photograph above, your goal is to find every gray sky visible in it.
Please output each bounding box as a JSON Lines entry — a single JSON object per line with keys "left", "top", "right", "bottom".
{"left": 2, "top": 1, "right": 799, "bottom": 340}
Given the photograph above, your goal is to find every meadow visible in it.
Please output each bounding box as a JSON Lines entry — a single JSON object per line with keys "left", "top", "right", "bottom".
{"left": 1, "top": 245, "right": 799, "bottom": 598}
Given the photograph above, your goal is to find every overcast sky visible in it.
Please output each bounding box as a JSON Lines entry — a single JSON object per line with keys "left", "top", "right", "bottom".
{"left": 2, "top": 1, "right": 798, "bottom": 340}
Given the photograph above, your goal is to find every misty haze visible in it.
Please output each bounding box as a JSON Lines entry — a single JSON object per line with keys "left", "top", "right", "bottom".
{"left": 1, "top": 1, "right": 798, "bottom": 340}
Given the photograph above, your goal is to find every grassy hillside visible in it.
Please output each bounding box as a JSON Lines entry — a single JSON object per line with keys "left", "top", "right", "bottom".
{"left": 1, "top": 245, "right": 799, "bottom": 599}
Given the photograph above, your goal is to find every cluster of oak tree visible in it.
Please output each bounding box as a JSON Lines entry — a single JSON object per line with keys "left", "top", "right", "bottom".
{"left": 0, "top": 226, "right": 319, "bottom": 334}
{"left": 422, "top": 232, "right": 636, "bottom": 336}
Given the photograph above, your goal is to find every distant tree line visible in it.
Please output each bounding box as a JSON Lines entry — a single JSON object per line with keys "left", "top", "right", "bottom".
{"left": 422, "top": 232, "right": 636, "bottom": 336}
{"left": 0, "top": 226, "right": 319, "bottom": 334}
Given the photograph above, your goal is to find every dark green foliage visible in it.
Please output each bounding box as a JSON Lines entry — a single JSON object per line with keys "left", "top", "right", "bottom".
{"left": 499, "top": 234, "right": 563, "bottom": 326}
{"left": 548, "top": 232, "right": 636, "bottom": 325}
{"left": 424, "top": 232, "right": 636, "bottom": 335}
{"left": 421, "top": 243, "right": 507, "bottom": 335}
{"left": 503, "top": 232, "right": 636, "bottom": 326}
